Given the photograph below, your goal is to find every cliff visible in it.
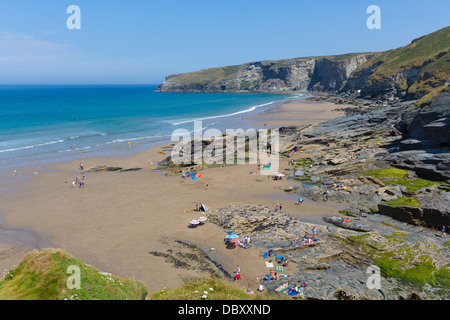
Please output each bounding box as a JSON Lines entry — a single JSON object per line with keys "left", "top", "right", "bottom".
{"left": 157, "top": 53, "right": 376, "bottom": 93}
{"left": 157, "top": 27, "right": 450, "bottom": 101}
{"left": 343, "top": 26, "right": 450, "bottom": 100}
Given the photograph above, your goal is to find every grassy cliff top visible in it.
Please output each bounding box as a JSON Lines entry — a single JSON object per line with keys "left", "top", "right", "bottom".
{"left": 0, "top": 248, "right": 148, "bottom": 300}
{"left": 168, "top": 52, "right": 376, "bottom": 86}
{"left": 355, "top": 26, "right": 450, "bottom": 97}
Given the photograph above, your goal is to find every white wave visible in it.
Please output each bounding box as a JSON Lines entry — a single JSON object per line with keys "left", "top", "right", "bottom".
{"left": 171, "top": 101, "right": 274, "bottom": 126}
{"left": 0, "top": 139, "right": 65, "bottom": 153}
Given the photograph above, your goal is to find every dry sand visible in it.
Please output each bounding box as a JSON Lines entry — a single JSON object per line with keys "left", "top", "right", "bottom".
{"left": 0, "top": 99, "right": 348, "bottom": 295}
{"left": 245, "top": 99, "right": 347, "bottom": 128}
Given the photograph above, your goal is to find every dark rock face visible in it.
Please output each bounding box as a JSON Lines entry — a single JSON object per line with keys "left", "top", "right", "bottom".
{"left": 378, "top": 203, "right": 450, "bottom": 230}
{"left": 157, "top": 54, "right": 375, "bottom": 93}
{"left": 395, "top": 91, "right": 450, "bottom": 149}
{"left": 386, "top": 151, "right": 450, "bottom": 182}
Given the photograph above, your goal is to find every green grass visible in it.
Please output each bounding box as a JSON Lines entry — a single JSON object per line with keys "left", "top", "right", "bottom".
{"left": 293, "top": 158, "right": 313, "bottom": 168}
{"left": 415, "top": 84, "right": 449, "bottom": 107}
{"left": 384, "top": 178, "right": 441, "bottom": 193}
{"left": 385, "top": 197, "right": 420, "bottom": 207}
{"left": 149, "top": 277, "right": 287, "bottom": 300}
{"left": 352, "top": 26, "right": 450, "bottom": 98}
{"left": 361, "top": 168, "right": 408, "bottom": 179}
{"left": 176, "top": 65, "right": 240, "bottom": 85}
{"left": 348, "top": 234, "right": 450, "bottom": 288}
{"left": 0, "top": 249, "right": 148, "bottom": 300}
{"left": 373, "top": 253, "right": 449, "bottom": 288}
{"left": 362, "top": 168, "right": 442, "bottom": 192}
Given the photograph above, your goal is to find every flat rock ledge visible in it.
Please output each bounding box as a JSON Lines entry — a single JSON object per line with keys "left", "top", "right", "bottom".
{"left": 207, "top": 205, "right": 449, "bottom": 300}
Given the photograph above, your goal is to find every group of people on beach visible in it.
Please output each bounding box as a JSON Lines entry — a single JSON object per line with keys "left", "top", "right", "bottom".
{"left": 65, "top": 163, "right": 86, "bottom": 188}
{"left": 275, "top": 201, "right": 283, "bottom": 212}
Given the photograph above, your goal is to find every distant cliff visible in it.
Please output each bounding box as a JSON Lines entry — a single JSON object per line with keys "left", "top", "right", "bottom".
{"left": 157, "top": 53, "right": 376, "bottom": 93}
{"left": 157, "top": 26, "right": 450, "bottom": 101}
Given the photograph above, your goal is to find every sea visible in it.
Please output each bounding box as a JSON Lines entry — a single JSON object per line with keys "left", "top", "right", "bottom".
{"left": 0, "top": 85, "right": 308, "bottom": 175}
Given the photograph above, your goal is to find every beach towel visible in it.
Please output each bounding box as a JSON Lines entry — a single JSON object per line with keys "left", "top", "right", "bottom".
{"left": 265, "top": 261, "right": 274, "bottom": 268}
{"left": 275, "top": 266, "right": 284, "bottom": 272}
{"left": 288, "top": 289, "right": 302, "bottom": 296}
{"left": 275, "top": 283, "right": 290, "bottom": 292}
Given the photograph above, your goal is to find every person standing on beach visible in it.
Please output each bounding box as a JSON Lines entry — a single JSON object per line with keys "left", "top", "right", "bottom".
{"left": 312, "top": 227, "right": 317, "bottom": 241}
{"left": 443, "top": 226, "right": 447, "bottom": 238}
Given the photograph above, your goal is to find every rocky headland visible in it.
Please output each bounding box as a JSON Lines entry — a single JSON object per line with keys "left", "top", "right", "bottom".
{"left": 152, "top": 26, "right": 450, "bottom": 299}
{"left": 157, "top": 89, "right": 450, "bottom": 300}
{"left": 157, "top": 27, "right": 449, "bottom": 102}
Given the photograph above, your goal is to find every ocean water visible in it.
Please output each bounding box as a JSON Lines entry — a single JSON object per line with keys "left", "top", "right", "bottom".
{"left": 0, "top": 85, "right": 306, "bottom": 171}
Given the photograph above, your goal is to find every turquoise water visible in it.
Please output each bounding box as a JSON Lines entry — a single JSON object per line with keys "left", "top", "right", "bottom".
{"left": 0, "top": 85, "right": 305, "bottom": 168}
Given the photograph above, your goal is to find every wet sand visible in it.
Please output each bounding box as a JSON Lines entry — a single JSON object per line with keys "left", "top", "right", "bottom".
{"left": 0, "top": 99, "right": 348, "bottom": 294}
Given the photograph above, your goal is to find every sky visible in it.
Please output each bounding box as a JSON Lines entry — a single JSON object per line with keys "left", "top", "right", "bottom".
{"left": 0, "top": 0, "right": 448, "bottom": 84}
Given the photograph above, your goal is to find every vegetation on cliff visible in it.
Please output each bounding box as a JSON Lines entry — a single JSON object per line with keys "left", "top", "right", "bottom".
{"left": 348, "top": 26, "right": 450, "bottom": 99}
{"left": 158, "top": 27, "right": 449, "bottom": 100}
{"left": 0, "top": 249, "right": 148, "bottom": 300}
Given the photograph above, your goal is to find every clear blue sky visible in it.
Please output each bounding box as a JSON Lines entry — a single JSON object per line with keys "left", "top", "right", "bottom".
{"left": 0, "top": 0, "right": 448, "bottom": 84}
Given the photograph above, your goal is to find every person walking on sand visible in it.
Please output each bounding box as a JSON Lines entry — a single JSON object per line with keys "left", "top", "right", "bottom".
{"left": 205, "top": 184, "right": 209, "bottom": 190}
{"left": 298, "top": 196, "right": 304, "bottom": 204}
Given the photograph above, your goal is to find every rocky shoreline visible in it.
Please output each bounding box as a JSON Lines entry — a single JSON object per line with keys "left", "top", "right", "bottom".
{"left": 206, "top": 204, "right": 448, "bottom": 300}
{"left": 157, "top": 88, "right": 450, "bottom": 299}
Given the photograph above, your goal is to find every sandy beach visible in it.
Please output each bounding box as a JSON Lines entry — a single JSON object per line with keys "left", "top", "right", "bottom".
{"left": 0, "top": 100, "right": 349, "bottom": 294}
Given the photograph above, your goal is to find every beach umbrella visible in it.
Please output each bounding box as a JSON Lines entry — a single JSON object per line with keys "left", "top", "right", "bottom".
{"left": 225, "top": 233, "right": 239, "bottom": 239}
{"left": 275, "top": 173, "right": 285, "bottom": 177}
{"left": 189, "top": 220, "right": 200, "bottom": 225}
{"left": 198, "top": 216, "right": 207, "bottom": 222}
{"left": 225, "top": 233, "right": 240, "bottom": 242}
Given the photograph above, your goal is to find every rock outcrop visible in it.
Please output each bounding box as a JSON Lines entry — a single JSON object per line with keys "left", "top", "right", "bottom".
{"left": 207, "top": 205, "right": 449, "bottom": 300}
{"left": 157, "top": 27, "right": 450, "bottom": 102}
{"left": 157, "top": 54, "right": 376, "bottom": 93}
